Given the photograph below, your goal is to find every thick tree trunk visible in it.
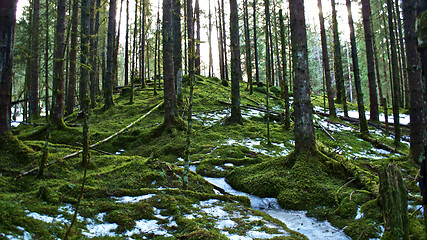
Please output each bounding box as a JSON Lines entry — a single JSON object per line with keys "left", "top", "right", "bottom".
{"left": 52, "top": 0, "right": 66, "bottom": 127}
{"left": 104, "top": 0, "right": 116, "bottom": 109}
{"left": 317, "top": 0, "right": 336, "bottom": 118}
{"left": 65, "top": 0, "right": 78, "bottom": 116}
{"left": 30, "top": 0, "right": 40, "bottom": 120}
{"left": 0, "top": 0, "right": 17, "bottom": 135}
{"left": 331, "top": 0, "right": 347, "bottom": 116}
{"left": 386, "top": 0, "right": 401, "bottom": 145}
{"left": 290, "top": 0, "right": 316, "bottom": 153}
{"left": 402, "top": 0, "right": 425, "bottom": 163}
{"left": 279, "top": 10, "right": 290, "bottom": 130}
{"left": 379, "top": 164, "right": 409, "bottom": 239}
{"left": 243, "top": 0, "right": 252, "bottom": 95}
{"left": 229, "top": 0, "right": 242, "bottom": 125}
{"left": 361, "top": 0, "right": 379, "bottom": 122}
{"left": 346, "top": 0, "right": 369, "bottom": 135}
{"left": 163, "top": 0, "right": 177, "bottom": 127}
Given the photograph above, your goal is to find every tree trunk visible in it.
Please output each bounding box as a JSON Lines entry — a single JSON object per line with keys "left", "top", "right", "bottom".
{"left": 208, "top": 0, "right": 213, "bottom": 77}
{"left": 379, "top": 164, "right": 409, "bottom": 239}
{"left": 0, "top": 0, "right": 17, "bottom": 135}
{"left": 317, "top": 0, "right": 336, "bottom": 118}
{"left": 386, "top": 0, "right": 401, "bottom": 145}
{"left": 243, "top": 0, "right": 253, "bottom": 95}
{"left": 195, "top": 0, "right": 201, "bottom": 75}
{"left": 216, "top": 3, "right": 224, "bottom": 82}
{"left": 30, "top": 0, "right": 40, "bottom": 120}
{"left": 361, "top": 0, "right": 379, "bottom": 122}
{"left": 395, "top": 0, "right": 409, "bottom": 109}
{"left": 172, "top": 0, "right": 182, "bottom": 101}
{"left": 125, "top": 0, "right": 129, "bottom": 86}
{"left": 279, "top": 9, "right": 290, "bottom": 130}
{"left": 290, "top": 0, "right": 316, "bottom": 153}
{"left": 89, "top": 0, "right": 96, "bottom": 108}
{"left": 93, "top": 0, "right": 101, "bottom": 95}
{"left": 163, "top": 0, "right": 177, "bottom": 127}
{"left": 65, "top": 0, "right": 78, "bottom": 116}
{"left": 253, "top": 0, "right": 260, "bottom": 84}
{"left": 265, "top": 0, "right": 271, "bottom": 143}
{"left": 221, "top": 0, "right": 228, "bottom": 82}
{"left": 229, "top": 0, "right": 242, "bottom": 125}
{"left": 113, "top": 0, "right": 123, "bottom": 87}
{"left": 402, "top": 0, "right": 425, "bottom": 163}
{"left": 52, "top": 0, "right": 66, "bottom": 128}
{"left": 104, "top": 0, "right": 116, "bottom": 109}
{"left": 346, "top": 0, "right": 369, "bottom": 135}
{"left": 80, "top": 0, "right": 90, "bottom": 165}
{"left": 331, "top": 0, "right": 347, "bottom": 116}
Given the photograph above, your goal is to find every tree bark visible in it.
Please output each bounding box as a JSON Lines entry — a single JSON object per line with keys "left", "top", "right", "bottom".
{"left": 65, "top": 0, "right": 78, "bottom": 116}
{"left": 317, "top": 0, "right": 336, "bottom": 118}
{"left": 80, "top": 0, "right": 90, "bottom": 165}
{"left": 229, "top": 0, "right": 242, "bottom": 125}
{"left": 0, "top": 0, "right": 17, "bottom": 135}
{"left": 172, "top": 0, "right": 182, "bottom": 100}
{"left": 221, "top": 0, "right": 228, "bottom": 81}
{"left": 104, "top": 0, "right": 116, "bottom": 109}
{"left": 346, "top": 0, "right": 369, "bottom": 134}
{"left": 386, "top": 0, "right": 401, "bottom": 145}
{"left": 361, "top": 0, "right": 379, "bottom": 122}
{"left": 52, "top": 0, "right": 67, "bottom": 127}
{"left": 89, "top": 0, "right": 96, "bottom": 108}
{"left": 125, "top": 0, "right": 129, "bottom": 86}
{"left": 290, "top": 0, "right": 316, "bottom": 153}
{"left": 30, "top": 0, "right": 40, "bottom": 120}
{"left": 243, "top": 0, "right": 252, "bottom": 94}
{"left": 163, "top": 0, "right": 177, "bottom": 127}
{"left": 195, "top": 0, "right": 201, "bottom": 75}
{"left": 253, "top": 0, "right": 260, "bottom": 84}
{"left": 208, "top": 0, "right": 213, "bottom": 77}
{"left": 402, "top": 0, "right": 425, "bottom": 163}
{"left": 279, "top": 9, "right": 290, "bottom": 130}
{"left": 331, "top": 0, "right": 347, "bottom": 116}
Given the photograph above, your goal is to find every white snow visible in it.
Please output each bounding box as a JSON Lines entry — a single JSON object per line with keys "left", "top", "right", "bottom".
{"left": 355, "top": 206, "right": 363, "bottom": 220}
{"left": 224, "top": 163, "right": 234, "bottom": 167}
{"left": 125, "top": 219, "right": 172, "bottom": 237}
{"left": 26, "top": 211, "right": 70, "bottom": 225}
{"left": 225, "top": 138, "right": 291, "bottom": 157}
{"left": 112, "top": 194, "right": 155, "bottom": 203}
{"left": 82, "top": 223, "right": 118, "bottom": 237}
{"left": 216, "top": 219, "right": 238, "bottom": 229}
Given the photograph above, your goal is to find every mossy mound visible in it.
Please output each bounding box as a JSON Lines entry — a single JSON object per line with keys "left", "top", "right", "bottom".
{"left": 227, "top": 150, "right": 351, "bottom": 210}
{"left": 0, "top": 131, "right": 35, "bottom": 170}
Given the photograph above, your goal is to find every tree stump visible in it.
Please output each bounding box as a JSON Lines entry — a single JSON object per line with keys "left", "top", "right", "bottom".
{"left": 379, "top": 163, "right": 409, "bottom": 240}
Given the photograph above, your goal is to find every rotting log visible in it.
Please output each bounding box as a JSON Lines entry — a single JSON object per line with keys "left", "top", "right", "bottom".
{"left": 379, "top": 163, "right": 409, "bottom": 240}
{"left": 15, "top": 101, "right": 163, "bottom": 178}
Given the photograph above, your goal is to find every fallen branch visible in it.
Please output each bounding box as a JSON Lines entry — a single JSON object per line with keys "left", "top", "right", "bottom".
{"left": 314, "top": 120, "right": 336, "bottom": 141}
{"left": 15, "top": 101, "right": 163, "bottom": 179}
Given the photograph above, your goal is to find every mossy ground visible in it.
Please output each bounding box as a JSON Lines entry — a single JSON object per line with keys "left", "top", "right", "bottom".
{"left": 1, "top": 76, "right": 422, "bottom": 239}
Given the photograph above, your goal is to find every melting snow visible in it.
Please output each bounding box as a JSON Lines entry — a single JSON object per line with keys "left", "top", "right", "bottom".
{"left": 112, "top": 194, "right": 155, "bottom": 203}
{"left": 225, "top": 138, "right": 291, "bottom": 157}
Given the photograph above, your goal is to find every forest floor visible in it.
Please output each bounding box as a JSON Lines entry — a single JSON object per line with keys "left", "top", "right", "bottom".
{"left": 0, "top": 76, "right": 423, "bottom": 239}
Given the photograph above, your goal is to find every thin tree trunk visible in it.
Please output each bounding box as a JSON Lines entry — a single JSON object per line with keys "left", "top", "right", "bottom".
{"left": 208, "top": 0, "right": 213, "bottom": 77}
{"left": 229, "top": 0, "right": 242, "bottom": 125}
{"left": 125, "top": 0, "right": 129, "bottom": 86}
{"left": 361, "top": 0, "right": 379, "bottom": 122}
{"left": 346, "top": 0, "right": 369, "bottom": 134}
{"left": 372, "top": 28, "right": 384, "bottom": 105}
{"left": 172, "top": 0, "right": 182, "bottom": 101}
{"left": 195, "top": 0, "right": 200, "bottom": 75}
{"left": 52, "top": 0, "right": 67, "bottom": 127}
{"left": 221, "top": 0, "right": 228, "bottom": 81}
{"left": 0, "top": 0, "right": 17, "bottom": 135}
{"left": 331, "top": 0, "right": 347, "bottom": 116}
{"left": 139, "top": 0, "right": 145, "bottom": 88}
{"left": 318, "top": 0, "right": 336, "bottom": 118}
{"left": 30, "top": 0, "right": 39, "bottom": 120}
{"left": 163, "top": 0, "right": 177, "bottom": 127}
{"left": 104, "top": 0, "right": 116, "bottom": 109}
{"left": 386, "top": 0, "right": 401, "bottom": 145}
{"left": 94, "top": 0, "right": 101, "bottom": 95}
{"left": 243, "top": 0, "right": 253, "bottom": 95}
{"left": 253, "top": 0, "right": 260, "bottom": 84}
{"left": 265, "top": 0, "right": 271, "bottom": 143}
{"left": 154, "top": 10, "right": 159, "bottom": 96}
{"left": 65, "top": 0, "right": 78, "bottom": 116}
{"left": 279, "top": 9, "right": 290, "bottom": 130}
{"left": 290, "top": 0, "right": 316, "bottom": 153}
{"left": 395, "top": 0, "right": 409, "bottom": 109}
{"left": 215, "top": 3, "right": 224, "bottom": 82}
{"left": 89, "top": 0, "right": 96, "bottom": 108}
